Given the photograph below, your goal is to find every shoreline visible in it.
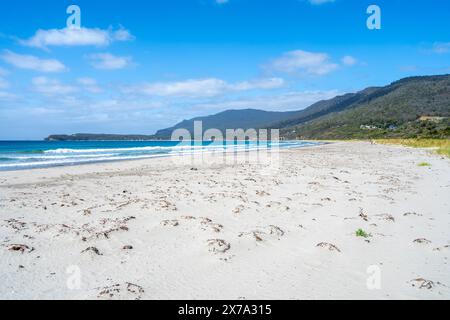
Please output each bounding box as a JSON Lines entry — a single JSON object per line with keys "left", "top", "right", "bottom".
{"left": 1, "top": 141, "right": 449, "bottom": 299}
{"left": 0, "top": 141, "right": 324, "bottom": 172}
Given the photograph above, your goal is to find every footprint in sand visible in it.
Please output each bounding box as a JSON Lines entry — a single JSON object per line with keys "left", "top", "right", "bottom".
{"left": 199, "top": 218, "right": 223, "bottom": 233}
{"left": 3, "top": 218, "right": 27, "bottom": 232}
{"left": 97, "top": 282, "right": 145, "bottom": 300}
{"left": 207, "top": 239, "right": 231, "bottom": 254}
{"left": 265, "top": 202, "right": 290, "bottom": 211}
{"left": 232, "top": 205, "right": 246, "bottom": 214}
{"left": 433, "top": 245, "right": 450, "bottom": 252}
{"left": 79, "top": 216, "right": 136, "bottom": 242}
{"left": 161, "top": 217, "right": 224, "bottom": 234}
{"left": 403, "top": 212, "right": 423, "bottom": 217}
{"left": 375, "top": 214, "right": 395, "bottom": 222}
{"left": 409, "top": 278, "right": 446, "bottom": 290}
{"left": 81, "top": 246, "right": 103, "bottom": 256}
{"left": 6, "top": 244, "right": 34, "bottom": 254}
{"left": 256, "top": 190, "right": 270, "bottom": 197}
{"left": 413, "top": 238, "right": 432, "bottom": 245}
{"left": 359, "top": 208, "right": 369, "bottom": 221}
{"left": 238, "top": 225, "right": 285, "bottom": 242}
{"left": 316, "top": 242, "right": 341, "bottom": 253}
{"left": 151, "top": 199, "right": 177, "bottom": 211}
{"left": 180, "top": 215, "right": 196, "bottom": 220}
{"left": 161, "top": 220, "right": 179, "bottom": 227}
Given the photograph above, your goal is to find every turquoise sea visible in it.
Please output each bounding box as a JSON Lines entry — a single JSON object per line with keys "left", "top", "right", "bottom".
{"left": 0, "top": 140, "right": 319, "bottom": 171}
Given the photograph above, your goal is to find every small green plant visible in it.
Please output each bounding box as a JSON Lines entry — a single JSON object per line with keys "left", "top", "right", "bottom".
{"left": 356, "top": 228, "right": 371, "bottom": 238}
{"left": 417, "top": 162, "right": 431, "bottom": 167}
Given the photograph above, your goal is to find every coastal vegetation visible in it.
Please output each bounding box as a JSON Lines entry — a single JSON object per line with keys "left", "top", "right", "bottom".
{"left": 280, "top": 75, "right": 450, "bottom": 140}
{"left": 418, "top": 162, "right": 431, "bottom": 167}
{"left": 356, "top": 228, "right": 371, "bottom": 238}
{"left": 376, "top": 139, "right": 450, "bottom": 158}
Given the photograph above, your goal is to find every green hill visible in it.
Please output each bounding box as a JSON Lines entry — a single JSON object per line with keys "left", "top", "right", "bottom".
{"left": 279, "top": 75, "right": 450, "bottom": 139}
{"left": 155, "top": 109, "right": 300, "bottom": 138}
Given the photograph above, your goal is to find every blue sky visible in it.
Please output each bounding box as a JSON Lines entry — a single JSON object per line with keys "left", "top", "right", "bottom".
{"left": 0, "top": 0, "right": 449, "bottom": 139}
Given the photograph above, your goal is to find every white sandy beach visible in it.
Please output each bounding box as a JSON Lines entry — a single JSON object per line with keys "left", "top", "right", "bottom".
{"left": 0, "top": 141, "right": 449, "bottom": 300}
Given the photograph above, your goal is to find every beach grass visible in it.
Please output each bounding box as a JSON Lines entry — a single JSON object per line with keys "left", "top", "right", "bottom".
{"left": 376, "top": 139, "right": 450, "bottom": 158}
{"left": 356, "top": 228, "right": 371, "bottom": 238}
{"left": 418, "top": 162, "right": 431, "bottom": 167}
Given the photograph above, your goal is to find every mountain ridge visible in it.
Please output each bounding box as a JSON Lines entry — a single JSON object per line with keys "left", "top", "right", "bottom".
{"left": 45, "top": 74, "right": 450, "bottom": 141}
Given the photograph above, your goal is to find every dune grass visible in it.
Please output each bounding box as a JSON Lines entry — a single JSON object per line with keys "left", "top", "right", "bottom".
{"left": 356, "top": 228, "right": 371, "bottom": 238}
{"left": 376, "top": 139, "right": 450, "bottom": 158}
{"left": 417, "top": 162, "right": 431, "bottom": 167}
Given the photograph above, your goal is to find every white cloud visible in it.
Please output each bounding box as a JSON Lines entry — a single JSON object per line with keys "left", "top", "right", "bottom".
{"left": 77, "top": 77, "right": 102, "bottom": 93}
{"left": 308, "top": 0, "right": 335, "bottom": 5}
{"left": 0, "top": 91, "right": 17, "bottom": 101}
{"left": 432, "top": 42, "right": 450, "bottom": 54}
{"left": 399, "top": 65, "right": 418, "bottom": 72}
{"left": 191, "top": 90, "right": 341, "bottom": 112}
{"left": 112, "top": 28, "right": 134, "bottom": 41}
{"left": 0, "top": 67, "right": 8, "bottom": 76}
{"left": 126, "top": 78, "right": 227, "bottom": 97}
{"left": 0, "top": 78, "right": 9, "bottom": 89}
{"left": 77, "top": 77, "right": 97, "bottom": 86}
{"left": 1, "top": 50, "right": 66, "bottom": 73}
{"left": 124, "top": 77, "right": 285, "bottom": 98}
{"left": 228, "top": 78, "right": 285, "bottom": 91}
{"left": 32, "top": 77, "right": 77, "bottom": 95}
{"left": 21, "top": 27, "right": 134, "bottom": 49}
{"left": 341, "top": 55, "right": 357, "bottom": 66}
{"left": 267, "top": 50, "right": 339, "bottom": 75}
{"left": 88, "top": 53, "right": 132, "bottom": 70}
{"left": 90, "top": 99, "right": 164, "bottom": 111}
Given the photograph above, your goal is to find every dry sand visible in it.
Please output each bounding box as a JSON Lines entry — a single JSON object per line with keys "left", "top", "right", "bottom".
{"left": 0, "top": 141, "right": 449, "bottom": 300}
